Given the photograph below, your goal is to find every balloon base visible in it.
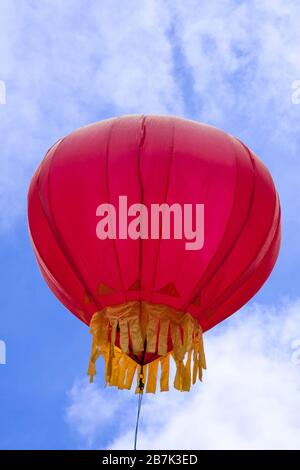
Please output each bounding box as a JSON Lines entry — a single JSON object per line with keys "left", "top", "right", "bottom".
{"left": 87, "top": 301, "right": 206, "bottom": 393}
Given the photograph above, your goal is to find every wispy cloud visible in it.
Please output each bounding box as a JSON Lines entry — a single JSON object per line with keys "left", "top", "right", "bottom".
{"left": 65, "top": 382, "right": 128, "bottom": 448}
{"left": 65, "top": 299, "right": 300, "bottom": 450}
{"left": 170, "top": 0, "right": 300, "bottom": 127}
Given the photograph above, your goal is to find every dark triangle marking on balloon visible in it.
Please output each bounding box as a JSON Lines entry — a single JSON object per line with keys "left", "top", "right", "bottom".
{"left": 128, "top": 279, "right": 143, "bottom": 291}
{"left": 191, "top": 292, "right": 201, "bottom": 307}
{"left": 84, "top": 291, "right": 93, "bottom": 304}
{"left": 98, "top": 283, "right": 115, "bottom": 295}
{"left": 157, "top": 282, "right": 180, "bottom": 298}
{"left": 205, "top": 308, "right": 214, "bottom": 318}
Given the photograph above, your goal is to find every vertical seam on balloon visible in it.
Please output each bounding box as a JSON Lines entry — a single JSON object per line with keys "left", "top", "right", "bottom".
{"left": 29, "top": 159, "right": 80, "bottom": 311}
{"left": 150, "top": 119, "right": 175, "bottom": 302}
{"left": 104, "top": 118, "right": 128, "bottom": 302}
{"left": 137, "top": 115, "right": 146, "bottom": 304}
{"left": 31, "top": 144, "right": 86, "bottom": 313}
{"left": 188, "top": 139, "right": 256, "bottom": 314}
{"left": 36, "top": 138, "right": 102, "bottom": 314}
{"left": 203, "top": 143, "right": 280, "bottom": 316}
{"left": 181, "top": 134, "right": 246, "bottom": 312}
{"left": 47, "top": 139, "right": 103, "bottom": 311}
{"left": 204, "top": 210, "right": 281, "bottom": 332}
{"left": 28, "top": 220, "right": 84, "bottom": 318}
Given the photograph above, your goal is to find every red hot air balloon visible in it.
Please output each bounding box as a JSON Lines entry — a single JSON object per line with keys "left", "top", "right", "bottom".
{"left": 28, "top": 115, "right": 281, "bottom": 393}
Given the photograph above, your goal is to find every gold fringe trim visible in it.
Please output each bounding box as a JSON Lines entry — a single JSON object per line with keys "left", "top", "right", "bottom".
{"left": 88, "top": 301, "right": 206, "bottom": 393}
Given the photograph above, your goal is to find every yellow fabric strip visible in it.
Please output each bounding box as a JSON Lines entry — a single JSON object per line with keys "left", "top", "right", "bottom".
{"left": 160, "top": 354, "right": 170, "bottom": 392}
{"left": 139, "top": 304, "right": 148, "bottom": 339}
{"left": 117, "top": 354, "right": 127, "bottom": 389}
{"left": 146, "top": 315, "right": 159, "bottom": 353}
{"left": 158, "top": 318, "right": 169, "bottom": 356}
{"left": 110, "top": 354, "right": 121, "bottom": 387}
{"left": 87, "top": 337, "right": 97, "bottom": 382}
{"left": 199, "top": 331, "right": 207, "bottom": 370}
{"left": 125, "top": 360, "right": 137, "bottom": 390}
{"left": 106, "top": 319, "right": 117, "bottom": 382}
{"left": 129, "top": 317, "right": 144, "bottom": 353}
{"left": 146, "top": 360, "right": 159, "bottom": 393}
{"left": 192, "top": 348, "right": 198, "bottom": 385}
{"left": 119, "top": 319, "right": 129, "bottom": 354}
{"left": 99, "top": 317, "right": 110, "bottom": 352}
{"left": 110, "top": 319, "right": 117, "bottom": 350}
{"left": 170, "top": 323, "right": 184, "bottom": 362}
{"left": 174, "top": 359, "right": 184, "bottom": 391}
{"left": 183, "top": 315, "right": 193, "bottom": 352}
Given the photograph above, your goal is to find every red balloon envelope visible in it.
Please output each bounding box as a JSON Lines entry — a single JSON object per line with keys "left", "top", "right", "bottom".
{"left": 28, "top": 115, "right": 281, "bottom": 393}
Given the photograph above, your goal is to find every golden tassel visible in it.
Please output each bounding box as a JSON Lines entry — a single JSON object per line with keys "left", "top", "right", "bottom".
{"left": 87, "top": 300, "right": 206, "bottom": 393}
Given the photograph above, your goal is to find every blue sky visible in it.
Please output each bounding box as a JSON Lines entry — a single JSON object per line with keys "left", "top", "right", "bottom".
{"left": 1, "top": 0, "right": 300, "bottom": 449}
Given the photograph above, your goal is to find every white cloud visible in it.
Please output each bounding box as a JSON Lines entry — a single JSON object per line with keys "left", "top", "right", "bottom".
{"left": 65, "top": 299, "right": 300, "bottom": 450}
{"left": 66, "top": 382, "right": 127, "bottom": 447}
{"left": 170, "top": 0, "right": 300, "bottom": 127}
